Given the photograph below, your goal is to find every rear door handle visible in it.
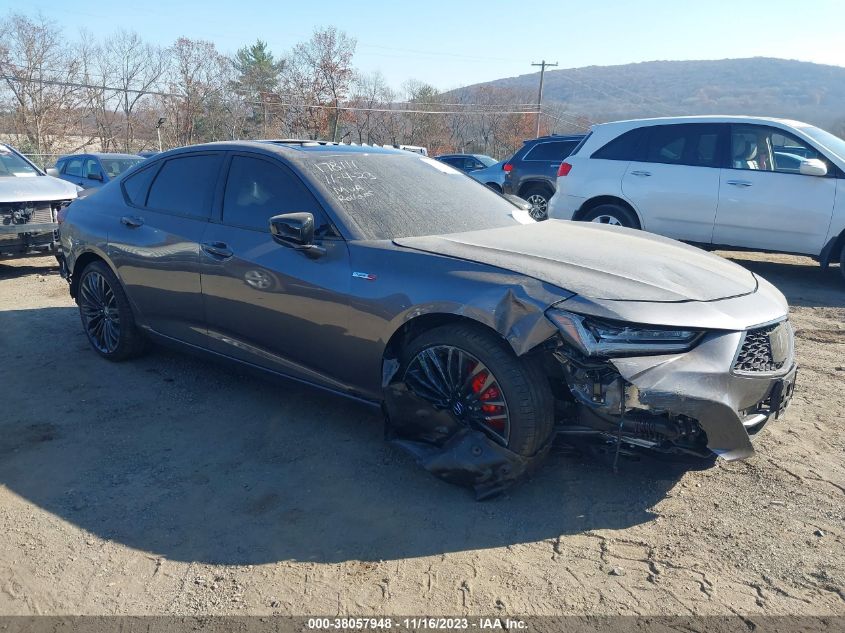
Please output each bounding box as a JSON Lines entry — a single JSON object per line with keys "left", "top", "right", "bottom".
{"left": 726, "top": 180, "right": 753, "bottom": 187}
{"left": 120, "top": 215, "right": 144, "bottom": 228}
{"left": 201, "top": 241, "right": 233, "bottom": 260}
{"left": 630, "top": 170, "right": 652, "bottom": 177}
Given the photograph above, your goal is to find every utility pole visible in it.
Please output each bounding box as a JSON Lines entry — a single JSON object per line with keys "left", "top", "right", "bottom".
{"left": 531, "top": 60, "right": 558, "bottom": 138}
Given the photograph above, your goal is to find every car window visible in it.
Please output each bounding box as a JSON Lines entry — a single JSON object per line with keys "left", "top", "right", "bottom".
{"left": 222, "top": 155, "right": 332, "bottom": 235}
{"left": 146, "top": 154, "right": 223, "bottom": 218}
{"left": 64, "top": 157, "right": 84, "bottom": 178}
{"left": 83, "top": 158, "right": 101, "bottom": 179}
{"left": 591, "top": 128, "right": 646, "bottom": 160}
{"left": 524, "top": 141, "right": 578, "bottom": 161}
{"left": 644, "top": 124, "right": 721, "bottom": 167}
{"left": 100, "top": 157, "right": 144, "bottom": 178}
{"left": 122, "top": 163, "right": 160, "bottom": 206}
{"left": 730, "top": 126, "right": 825, "bottom": 174}
{"left": 302, "top": 153, "right": 527, "bottom": 240}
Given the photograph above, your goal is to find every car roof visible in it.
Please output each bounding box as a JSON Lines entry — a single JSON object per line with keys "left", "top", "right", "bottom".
{"left": 89, "top": 152, "right": 145, "bottom": 159}
{"left": 155, "top": 140, "right": 406, "bottom": 159}
{"left": 592, "top": 115, "right": 813, "bottom": 131}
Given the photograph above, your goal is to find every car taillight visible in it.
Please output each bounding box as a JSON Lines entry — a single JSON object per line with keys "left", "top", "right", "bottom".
{"left": 503, "top": 163, "right": 513, "bottom": 173}
{"left": 558, "top": 162, "right": 573, "bottom": 177}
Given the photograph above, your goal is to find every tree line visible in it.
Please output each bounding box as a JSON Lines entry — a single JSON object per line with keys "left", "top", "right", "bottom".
{"left": 0, "top": 13, "right": 578, "bottom": 165}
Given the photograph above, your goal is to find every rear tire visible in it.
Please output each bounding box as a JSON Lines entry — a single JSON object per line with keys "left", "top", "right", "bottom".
{"left": 77, "top": 260, "right": 148, "bottom": 361}
{"left": 581, "top": 203, "right": 640, "bottom": 229}
{"left": 400, "top": 324, "right": 554, "bottom": 456}
{"left": 520, "top": 184, "right": 554, "bottom": 221}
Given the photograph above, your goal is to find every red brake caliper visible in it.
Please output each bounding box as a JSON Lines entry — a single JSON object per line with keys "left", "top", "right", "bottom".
{"left": 470, "top": 367, "right": 505, "bottom": 431}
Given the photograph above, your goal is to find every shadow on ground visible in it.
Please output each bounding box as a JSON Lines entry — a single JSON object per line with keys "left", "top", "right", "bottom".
{"left": 0, "top": 306, "right": 684, "bottom": 566}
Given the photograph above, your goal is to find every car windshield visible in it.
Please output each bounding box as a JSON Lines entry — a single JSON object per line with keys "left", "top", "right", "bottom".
{"left": 0, "top": 146, "right": 40, "bottom": 177}
{"left": 302, "top": 152, "right": 529, "bottom": 240}
{"left": 800, "top": 125, "right": 845, "bottom": 161}
{"left": 100, "top": 157, "right": 144, "bottom": 178}
{"left": 475, "top": 155, "right": 498, "bottom": 167}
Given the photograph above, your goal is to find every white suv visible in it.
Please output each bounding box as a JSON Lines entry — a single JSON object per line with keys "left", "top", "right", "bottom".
{"left": 547, "top": 116, "right": 845, "bottom": 278}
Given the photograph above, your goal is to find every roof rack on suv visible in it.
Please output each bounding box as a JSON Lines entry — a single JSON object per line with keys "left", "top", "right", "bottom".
{"left": 260, "top": 139, "right": 340, "bottom": 147}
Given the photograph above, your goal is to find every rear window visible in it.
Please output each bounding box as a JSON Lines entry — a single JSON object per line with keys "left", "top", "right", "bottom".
{"left": 569, "top": 132, "right": 592, "bottom": 156}
{"left": 524, "top": 140, "right": 578, "bottom": 161}
{"left": 302, "top": 153, "right": 528, "bottom": 240}
{"left": 146, "top": 154, "right": 223, "bottom": 218}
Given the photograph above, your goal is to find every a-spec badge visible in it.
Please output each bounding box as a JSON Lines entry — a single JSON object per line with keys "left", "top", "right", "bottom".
{"left": 352, "top": 271, "right": 377, "bottom": 281}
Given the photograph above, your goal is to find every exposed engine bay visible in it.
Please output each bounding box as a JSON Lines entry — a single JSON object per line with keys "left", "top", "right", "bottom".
{"left": 0, "top": 200, "right": 66, "bottom": 258}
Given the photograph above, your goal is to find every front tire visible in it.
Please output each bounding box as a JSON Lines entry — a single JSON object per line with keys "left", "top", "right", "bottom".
{"left": 77, "top": 260, "right": 148, "bottom": 361}
{"left": 521, "top": 185, "right": 554, "bottom": 221}
{"left": 581, "top": 203, "right": 640, "bottom": 229}
{"left": 400, "top": 324, "right": 554, "bottom": 456}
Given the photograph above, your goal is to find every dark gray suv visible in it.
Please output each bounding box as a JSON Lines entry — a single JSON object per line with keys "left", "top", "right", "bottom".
{"left": 502, "top": 134, "right": 584, "bottom": 220}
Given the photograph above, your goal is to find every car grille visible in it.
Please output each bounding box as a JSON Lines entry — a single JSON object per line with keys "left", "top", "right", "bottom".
{"left": 733, "top": 321, "right": 793, "bottom": 374}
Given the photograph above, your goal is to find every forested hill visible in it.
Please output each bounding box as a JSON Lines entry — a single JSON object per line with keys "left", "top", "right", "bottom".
{"left": 456, "top": 57, "right": 845, "bottom": 130}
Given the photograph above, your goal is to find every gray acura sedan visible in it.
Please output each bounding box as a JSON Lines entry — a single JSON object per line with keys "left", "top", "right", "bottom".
{"left": 59, "top": 141, "right": 796, "bottom": 495}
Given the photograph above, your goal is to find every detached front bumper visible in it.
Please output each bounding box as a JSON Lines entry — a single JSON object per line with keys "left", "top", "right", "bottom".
{"left": 553, "top": 328, "right": 797, "bottom": 460}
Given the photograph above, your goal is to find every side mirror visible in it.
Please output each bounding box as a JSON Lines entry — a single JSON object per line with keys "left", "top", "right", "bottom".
{"left": 269, "top": 212, "right": 325, "bottom": 258}
{"left": 799, "top": 158, "right": 828, "bottom": 177}
{"left": 504, "top": 193, "right": 531, "bottom": 212}
{"left": 46, "top": 167, "right": 59, "bottom": 177}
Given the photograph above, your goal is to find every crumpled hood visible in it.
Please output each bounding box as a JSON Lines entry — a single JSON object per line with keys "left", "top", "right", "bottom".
{"left": 394, "top": 220, "right": 758, "bottom": 302}
{"left": 0, "top": 175, "right": 78, "bottom": 203}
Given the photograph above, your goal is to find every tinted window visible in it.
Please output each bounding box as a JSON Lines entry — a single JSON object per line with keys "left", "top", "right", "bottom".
{"left": 122, "top": 163, "right": 160, "bottom": 206}
{"left": 222, "top": 155, "right": 329, "bottom": 233}
{"left": 146, "top": 154, "right": 223, "bottom": 218}
{"left": 592, "top": 128, "right": 645, "bottom": 160}
{"left": 644, "top": 124, "right": 721, "bottom": 167}
{"left": 64, "top": 157, "right": 83, "bottom": 177}
{"left": 524, "top": 141, "right": 578, "bottom": 161}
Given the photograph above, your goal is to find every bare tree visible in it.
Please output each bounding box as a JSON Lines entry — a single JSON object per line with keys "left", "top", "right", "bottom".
{"left": 0, "top": 13, "right": 90, "bottom": 159}
{"left": 101, "top": 30, "right": 167, "bottom": 152}
{"left": 347, "top": 71, "right": 393, "bottom": 144}
{"left": 283, "top": 26, "right": 356, "bottom": 140}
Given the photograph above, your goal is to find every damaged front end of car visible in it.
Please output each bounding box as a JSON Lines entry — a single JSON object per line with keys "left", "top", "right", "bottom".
{"left": 544, "top": 308, "right": 797, "bottom": 461}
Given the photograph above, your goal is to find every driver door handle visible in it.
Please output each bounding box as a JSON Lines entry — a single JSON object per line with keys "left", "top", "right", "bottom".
{"left": 630, "top": 170, "right": 652, "bottom": 177}
{"left": 726, "top": 180, "right": 753, "bottom": 187}
{"left": 201, "top": 241, "right": 233, "bottom": 260}
{"left": 120, "top": 215, "right": 144, "bottom": 228}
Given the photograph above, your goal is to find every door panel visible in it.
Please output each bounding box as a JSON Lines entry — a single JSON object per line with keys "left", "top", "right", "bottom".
{"left": 713, "top": 124, "right": 836, "bottom": 254}
{"left": 621, "top": 123, "right": 723, "bottom": 243}
{"left": 108, "top": 210, "right": 208, "bottom": 344}
{"left": 713, "top": 170, "right": 835, "bottom": 254}
{"left": 622, "top": 163, "right": 720, "bottom": 242}
{"left": 200, "top": 224, "right": 353, "bottom": 390}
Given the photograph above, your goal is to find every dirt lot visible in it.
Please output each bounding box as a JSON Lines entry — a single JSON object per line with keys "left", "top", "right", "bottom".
{"left": 0, "top": 252, "right": 843, "bottom": 617}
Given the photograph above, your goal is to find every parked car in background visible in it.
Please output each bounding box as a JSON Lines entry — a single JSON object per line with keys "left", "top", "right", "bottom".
{"left": 435, "top": 153, "right": 498, "bottom": 173}
{"left": 547, "top": 116, "right": 845, "bottom": 280}
{"left": 54, "top": 153, "right": 145, "bottom": 190}
{"left": 137, "top": 151, "right": 159, "bottom": 159}
{"left": 502, "top": 134, "right": 584, "bottom": 219}
{"left": 469, "top": 160, "right": 508, "bottom": 192}
{"left": 382, "top": 144, "right": 428, "bottom": 156}
{"left": 0, "top": 143, "right": 78, "bottom": 259}
{"left": 59, "top": 140, "right": 795, "bottom": 495}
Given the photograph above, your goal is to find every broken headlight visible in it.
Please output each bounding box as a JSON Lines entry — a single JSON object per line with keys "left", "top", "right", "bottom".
{"left": 546, "top": 309, "right": 703, "bottom": 357}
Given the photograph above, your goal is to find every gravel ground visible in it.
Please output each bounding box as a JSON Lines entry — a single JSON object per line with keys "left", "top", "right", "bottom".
{"left": 0, "top": 252, "right": 843, "bottom": 617}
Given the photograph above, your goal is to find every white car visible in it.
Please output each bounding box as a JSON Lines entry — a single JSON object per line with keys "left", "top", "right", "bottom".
{"left": 547, "top": 116, "right": 845, "bottom": 279}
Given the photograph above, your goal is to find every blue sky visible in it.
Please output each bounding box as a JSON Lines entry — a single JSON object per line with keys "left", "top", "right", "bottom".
{"left": 7, "top": 0, "right": 845, "bottom": 91}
